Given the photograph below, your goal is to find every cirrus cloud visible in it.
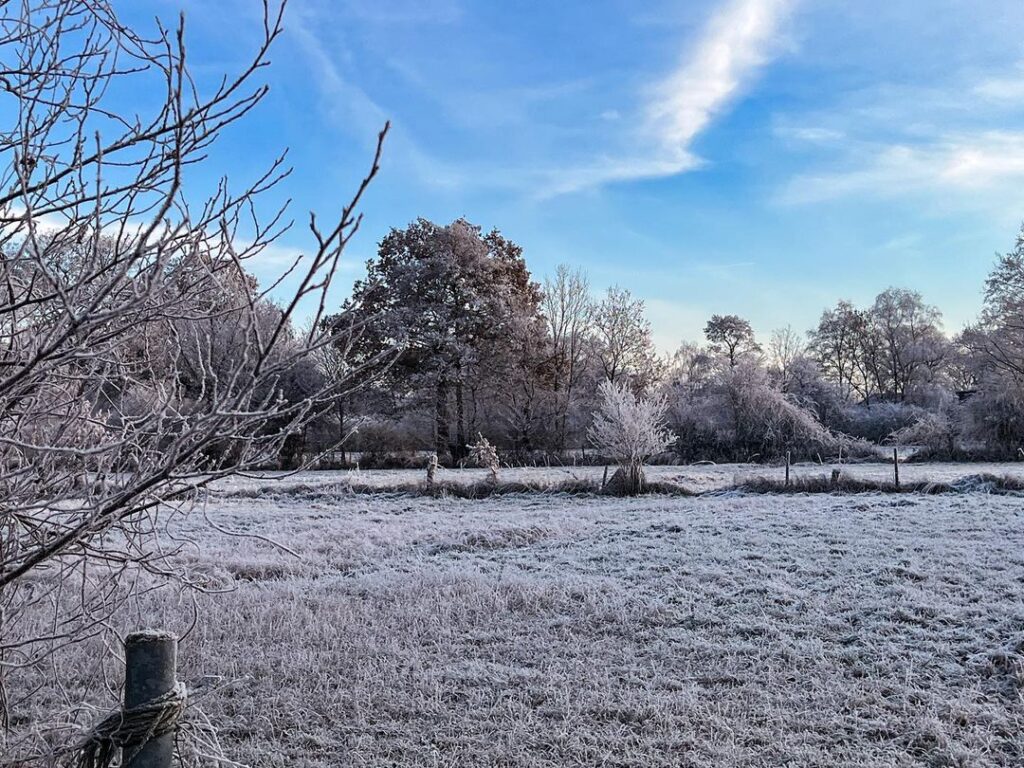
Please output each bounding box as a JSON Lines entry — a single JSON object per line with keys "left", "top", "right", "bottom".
{"left": 537, "top": 0, "right": 798, "bottom": 198}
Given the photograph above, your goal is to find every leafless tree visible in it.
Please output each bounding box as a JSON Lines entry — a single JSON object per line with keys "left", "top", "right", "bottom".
{"left": 0, "top": 0, "right": 389, "bottom": 745}
{"left": 768, "top": 325, "right": 805, "bottom": 391}
{"left": 807, "top": 300, "right": 870, "bottom": 402}
{"left": 307, "top": 316, "right": 375, "bottom": 466}
{"left": 591, "top": 286, "right": 660, "bottom": 392}
{"left": 867, "top": 287, "right": 949, "bottom": 402}
{"left": 542, "top": 265, "right": 592, "bottom": 450}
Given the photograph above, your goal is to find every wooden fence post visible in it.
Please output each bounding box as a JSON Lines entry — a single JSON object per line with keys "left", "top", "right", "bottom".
{"left": 124, "top": 630, "right": 178, "bottom": 768}
{"left": 785, "top": 451, "right": 791, "bottom": 488}
{"left": 893, "top": 447, "right": 900, "bottom": 490}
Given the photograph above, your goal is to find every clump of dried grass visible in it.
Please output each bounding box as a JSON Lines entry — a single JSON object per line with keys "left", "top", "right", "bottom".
{"left": 732, "top": 472, "right": 1024, "bottom": 496}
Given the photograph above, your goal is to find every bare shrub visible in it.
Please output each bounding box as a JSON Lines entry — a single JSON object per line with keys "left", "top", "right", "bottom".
{"left": 0, "top": 0, "right": 389, "bottom": 741}
{"left": 890, "top": 408, "right": 959, "bottom": 457}
{"left": 468, "top": 433, "right": 500, "bottom": 481}
{"left": 588, "top": 380, "right": 674, "bottom": 495}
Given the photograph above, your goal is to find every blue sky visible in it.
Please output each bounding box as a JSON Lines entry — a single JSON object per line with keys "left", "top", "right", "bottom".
{"left": 138, "top": 0, "right": 1024, "bottom": 351}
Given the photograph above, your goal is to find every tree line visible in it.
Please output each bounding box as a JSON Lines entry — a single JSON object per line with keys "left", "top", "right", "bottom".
{"left": 301, "top": 218, "right": 1024, "bottom": 466}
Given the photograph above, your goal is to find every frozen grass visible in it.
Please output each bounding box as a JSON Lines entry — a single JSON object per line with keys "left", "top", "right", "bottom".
{"left": 733, "top": 472, "right": 1024, "bottom": 495}
{"left": 9, "top": 487, "right": 1024, "bottom": 766}
{"left": 211, "top": 460, "right": 1024, "bottom": 497}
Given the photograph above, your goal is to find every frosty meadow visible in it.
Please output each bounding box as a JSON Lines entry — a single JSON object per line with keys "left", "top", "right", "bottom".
{"left": 3, "top": 0, "right": 1024, "bottom": 766}
{"left": 11, "top": 478, "right": 1024, "bottom": 767}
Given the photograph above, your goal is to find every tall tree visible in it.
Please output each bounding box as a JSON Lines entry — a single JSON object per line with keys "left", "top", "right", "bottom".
{"left": 542, "top": 265, "right": 592, "bottom": 450}
{"left": 664, "top": 341, "right": 715, "bottom": 397}
{"left": 963, "top": 230, "right": 1024, "bottom": 382}
{"left": 343, "top": 219, "right": 544, "bottom": 459}
{"left": 704, "top": 314, "right": 761, "bottom": 368}
{"left": 809, "top": 291, "right": 948, "bottom": 404}
{"left": 591, "top": 286, "right": 660, "bottom": 392}
{"left": 807, "top": 301, "right": 867, "bottom": 401}
{"left": 866, "top": 287, "right": 948, "bottom": 401}
{"left": 960, "top": 227, "right": 1024, "bottom": 452}
{"left": 768, "top": 325, "right": 806, "bottom": 392}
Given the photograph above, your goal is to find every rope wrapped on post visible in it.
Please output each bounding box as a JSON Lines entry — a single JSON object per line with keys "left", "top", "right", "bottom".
{"left": 74, "top": 681, "right": 187, "bottom": 768}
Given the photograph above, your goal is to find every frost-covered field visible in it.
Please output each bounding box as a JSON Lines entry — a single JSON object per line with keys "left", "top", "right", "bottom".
{"left": 213, "top": 460, "right": 1024, "bottom": 495}
{"left": 17, "top": 484, "right": 1024, "bottom": 766}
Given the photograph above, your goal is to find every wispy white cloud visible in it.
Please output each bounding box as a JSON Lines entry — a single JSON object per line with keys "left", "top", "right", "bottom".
{"left": 974, "top": 63, "right": 1024, "bottom": 103}
{"left": 287, "top": 6, "right": 469, "bottom": 190}
{"left": 774, "top": 124, "right": 846, "bottom": 145}
{"left": 647, "top": 0, "right": 794, "bottom": 153}
{"left": 538, "top": 0, "right": 796, "bottom": 197}
{"left": 537, "top": 152, "right": 700, "bottom": 198}
{"left": 776, "top": 54, "right": 1024, "bottom": 212}
{"left": 287, "top": 10, "right": 389, "bottom": 139}
{"left": 781, "top": 131, "right": 1024, "bottom": 206}
{"left": 286, "top": 0, "right": 796, "bottom": 200}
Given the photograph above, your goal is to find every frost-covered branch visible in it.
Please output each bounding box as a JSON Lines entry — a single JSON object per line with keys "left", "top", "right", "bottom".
{"left": 0, "top": 0, "right": 389, "bottom": 740}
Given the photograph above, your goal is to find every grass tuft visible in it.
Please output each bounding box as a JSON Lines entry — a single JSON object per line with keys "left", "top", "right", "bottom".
{"left": 733, "top": 472, "right": 1024, "bottom": 495}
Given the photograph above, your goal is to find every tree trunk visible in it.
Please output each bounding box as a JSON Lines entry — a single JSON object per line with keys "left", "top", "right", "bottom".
{"left": 435, "top": 378, "right": 450, "bottom": 458}
{"left": 455, "top": 373, "right": 467, "bottom": 457}
{"left": 336, "top": 398, "right": 346, "bottom": 465}
{"left": 469, "top": 381, "right": 479, "bottom": 438}
{"left": 558, "top": 385, "right": 571, "bottom": 454}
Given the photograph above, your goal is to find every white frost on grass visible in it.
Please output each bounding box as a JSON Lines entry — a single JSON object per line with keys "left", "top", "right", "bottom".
{"left": 10, "top": 491, "right": 1024, "bottom": 766}
{"left": 210, "top": 461, "right": 1024, "bottom": 496}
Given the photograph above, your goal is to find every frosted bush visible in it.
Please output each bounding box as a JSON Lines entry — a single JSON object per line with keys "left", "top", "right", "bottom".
{"left": 891, "top": 408, "right": 959, "bottom": 457}
{"left": 588, "top": 380, "right": 674, "bottom": 494}
{"left": 468, "top": 434, "right": 500, "bottom": 481}
{"left": 667, "top": 362, "right": 851, "bottom": 462}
